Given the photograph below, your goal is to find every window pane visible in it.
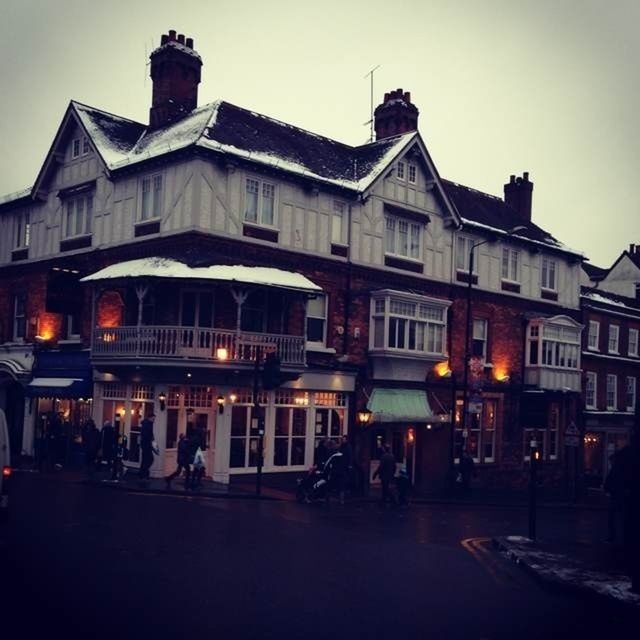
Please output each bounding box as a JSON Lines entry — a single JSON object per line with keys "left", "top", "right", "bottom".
{"left": 385, "top": 217, "right": 396, "bottom": 254}
{"left": 398, "top": 220, "right": 408, "bottom": 256}
{"left": 262, "top": 183, "right": 275, "bottom": 225}
{"left": 181, "top": 293, "right": 196, "bottom": 326}
{"left": 274, "top": 438, "right": 289, "bottom": 466}
{"left": 230, "top": 439, "right": 246, "bottom": 468}
{"left": 245, "top": 179, "right": 259, "bottom": 222}
{"left": 501, "top": 248, "right": 509, "bottom": 279}
{"left": 307, "top": 318, "right": 325, "bottom": 342}
{"left": 374, "top": 317, "right": 385, "bottom": 348}
{"left": 141, "top": 178, "right": 150, "bottom": 220}
{"left": 66, "top": 202, "right": 74, "bottom": 237}
{"left": 231, "top": 406, "right": 247, "bottom": 437}
{"left": 275, "top": 407, "right": 290, "bottom": 436}
{"left": 456, "top": 237, "right": 467, "bottom": 270}
{"left": 410, "top": 224, "right": 421, "bottom": 259}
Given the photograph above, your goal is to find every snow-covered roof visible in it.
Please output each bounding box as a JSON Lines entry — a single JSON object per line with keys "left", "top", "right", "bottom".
{"left": 80, "top": 257, "right": 322, "bottom": 293}
{"left": 581, "top": 288, "right": 640, "bottom": 312}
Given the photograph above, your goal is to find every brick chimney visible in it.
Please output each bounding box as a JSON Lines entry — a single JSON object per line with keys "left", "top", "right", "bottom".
{"left": 149, "top": 30, "right": 203, "bottom": 129}
{"left": 374, "top": 89, "right": 419, "bottom": 140}
{"left": 504, "top": 172, "right": 533, "bottom": 222}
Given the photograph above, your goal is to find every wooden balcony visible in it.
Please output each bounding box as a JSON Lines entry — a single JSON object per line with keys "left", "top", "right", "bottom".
{"left": 91, "top": 326, "right": 306, "bottom": 367}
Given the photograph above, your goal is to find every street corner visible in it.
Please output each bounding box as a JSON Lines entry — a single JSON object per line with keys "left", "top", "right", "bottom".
{"left": 492, "top": 536, "right": 640, "bottom": 611}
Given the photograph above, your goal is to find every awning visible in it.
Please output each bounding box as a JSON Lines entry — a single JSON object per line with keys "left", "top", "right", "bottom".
{"left": 26, "top": 377, "right": 92, "bottom": 399}
{"left": 81, "top": 257, "right": 322, "bottom": 294}
{"left": 367, "top": 388, "right": 433, "bottom": 423}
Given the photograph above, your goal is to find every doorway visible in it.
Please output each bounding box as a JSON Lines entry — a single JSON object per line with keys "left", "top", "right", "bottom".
{"left": 369, "top": 425, "right": 416, "bottom": 484}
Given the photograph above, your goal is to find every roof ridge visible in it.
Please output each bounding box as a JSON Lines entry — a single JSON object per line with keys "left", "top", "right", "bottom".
{"left": 70, "top": 100, "right": 145, "bottom": 126}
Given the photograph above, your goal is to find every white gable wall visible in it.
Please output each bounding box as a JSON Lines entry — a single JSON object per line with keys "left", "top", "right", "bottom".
{"left": 597, "top": 255, "right": 640, "bottom": 298}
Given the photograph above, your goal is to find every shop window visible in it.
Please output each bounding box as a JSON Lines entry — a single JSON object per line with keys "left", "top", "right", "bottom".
{"left": 230, "top": 404, "right": 261, "bottom": 469}
{"left": 274, "top": 406, "right": 307, "bottom": 466}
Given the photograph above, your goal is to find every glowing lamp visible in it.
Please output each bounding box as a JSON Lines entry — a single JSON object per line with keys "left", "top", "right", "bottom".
{"left": 216, "top": 347, "right": 229, "bottom": 361}
{"left": 357, "top": 409, "right": 372, "bottom": 427}
{"left": 217, "top": 395, "right": 225, "bottom": 414}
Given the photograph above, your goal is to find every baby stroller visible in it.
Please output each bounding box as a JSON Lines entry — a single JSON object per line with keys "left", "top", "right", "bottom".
{"left": 296, "top": 465, "right": 328, "bottom": 503}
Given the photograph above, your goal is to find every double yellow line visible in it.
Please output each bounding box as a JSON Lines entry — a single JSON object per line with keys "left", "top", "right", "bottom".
{"left": 461, "top": 537, "right": 509, "bottom": 586}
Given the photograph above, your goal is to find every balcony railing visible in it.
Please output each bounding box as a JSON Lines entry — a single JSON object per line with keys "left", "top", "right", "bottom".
{"left": 92, "top": 326, "right": 306, "bottom": 366}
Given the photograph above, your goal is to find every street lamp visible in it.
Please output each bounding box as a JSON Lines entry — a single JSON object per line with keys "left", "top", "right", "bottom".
{"left": 459, "top": 225, "right": 526, "bottom": 456}
{"left": 357, "top": 409, "right": 372, "bottom": 427}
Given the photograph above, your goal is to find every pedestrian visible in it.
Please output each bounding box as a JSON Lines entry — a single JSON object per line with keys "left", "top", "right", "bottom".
{"left": 373, "top": 444, "right": 396, "bottom": 505}
{"left": 101, "top": 420, "right": 116, "bottom": 472}
{"left": 190, "top": 445, "right": 206, "bottom": 490}
{"left": 83, "top": 419, "right": 100, "bottom": 478}
{"left": 458, "top": 451, "right": 475, "bottom": 493}
{"left": 339, "top": 434, "right": 354, "bottom": 494}
{"left": 314, "top": 437, "right": 330, "bottom": 468}
{"left": 396, "top": 466, "right": 411, "bottom": 507}
{"left": 138, "top": 413, "right": 156, "bottom": 480}
{"left": 166, "top": 433, "right": 192, "bottom": 489}
{"left": 324, "top": 441, "right": 346, "bottom": 504}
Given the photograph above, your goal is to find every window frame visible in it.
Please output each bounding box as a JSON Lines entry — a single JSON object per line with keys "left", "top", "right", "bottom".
{"left": 15, "top": 211, "right": 31, "bottom": 249}
{"left": 629, "top": 328, "right": 639, "bottom": 357}
{"left": 606, "top": 374, "right": 617, "bottom": 411}
{"left": 244, "top": 176, "right": 277, "bottom": 228}
{"left": 13, "top": 293, "right": 26, "bottom": 341}
{"left": 453, "top": 397, "right": 498, "bottom": 464}
{"left": 456, "top": 236, "right": 478, "bottom": 274}
{"left": 472, "top": 318, "right": 488, "bottom": 361}
{"left": 587, "top": 320, "right": 600, "bottom": 351}
{"left": 408, "top": 163, "right": 417, "bottom": 184}
{"left": 585, "top": 372, "right": 597, "bottom": 409}
{"left": 306, "top": 294, "right": 327, "bottom": 347}
{"left": 331, "top": 201, "right": 347, "bottom": 246}
{"left": 626, "top": 376, "right": 636, "bottom": 413}
{"left": 526, "top": 319, "right": 581, "bottom": 370}
{"left": 384, "top": 214, "right": 423, "bottom": 262}
{"left": 608, "top": 325, "right": 620, "bottom": 354}
{"left": 501, "top": 247, "right": 520, "bottom": 283}
{"left": 396, "top": 161, "right": 406, "bottom": 181}
{"left": 140, "top": 173, "right": 164, "bottom": 222}
{"left": 63, "top": 193, "right": 93, "bottom": 239}
{"left": 541, "top": 257, "right": 557, "bottom": 291}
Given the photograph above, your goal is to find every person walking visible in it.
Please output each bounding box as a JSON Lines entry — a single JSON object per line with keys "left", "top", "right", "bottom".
{"left": 373, "top": 444, "right": 396, "bottom": 505}
{"left": 339, "top": 434, "right": 354, "bottom": 497}
{"left": 100, "top": 420, "right": 116, "bottom": 472}
{"left": 138, "top": 413, "right": 156, "bottom": 480}
{"left": 83, "top": 419, "right": 100, "bottom": 478}
{"left": 166, "top": 433, "right": 192, "bottom": 490}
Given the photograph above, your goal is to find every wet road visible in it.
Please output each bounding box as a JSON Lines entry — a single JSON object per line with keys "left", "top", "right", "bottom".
{"left": 2, "top": 472, "right": 635, "bottom": 639}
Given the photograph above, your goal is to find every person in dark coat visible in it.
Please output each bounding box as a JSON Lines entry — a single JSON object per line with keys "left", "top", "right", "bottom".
{"left": 100, "top": 420, "right": 116, "bottom": 471}
{"left": 166, "top": 433, "right": 192, "bottom": 489}
{"left": 314, "top": 438, "right": 330, "bottom": 468}
{"left": 459, "top": 451, "right": 475, "bottom": 493}
{"left": 339, "top": 434, "right": 354, "bottom": 493}
{"left": 373, "top": 444, "right": 396, "bottom": 505}
{"left": 138, "top": 414, "right": 156, "bottom": 480}
{"left": 83, "top": 419, "right": 100, "bottom": 478}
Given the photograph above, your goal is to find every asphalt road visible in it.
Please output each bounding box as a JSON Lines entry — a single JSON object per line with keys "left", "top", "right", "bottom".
{"left": 2, "top": 471, "right": 636, "bottom": 639}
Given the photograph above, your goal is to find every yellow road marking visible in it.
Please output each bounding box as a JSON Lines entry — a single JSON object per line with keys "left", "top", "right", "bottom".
{"left": 461, "top": 537, "right": 505, "bottom": 586}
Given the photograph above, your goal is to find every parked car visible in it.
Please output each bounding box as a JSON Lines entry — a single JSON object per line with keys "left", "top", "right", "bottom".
{"left": 0, "top": 408, "right": 11, "bottom": 523}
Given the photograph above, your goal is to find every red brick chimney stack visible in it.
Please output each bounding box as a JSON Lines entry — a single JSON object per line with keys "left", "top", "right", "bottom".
{"left": 149, "top": 30, "right": 203, "bottom": 129}
{"left": 504, "top": 172, "right": 533, "bottom": 222}
{"left": 374, "top": 89, "right": 419, "bottom": 140}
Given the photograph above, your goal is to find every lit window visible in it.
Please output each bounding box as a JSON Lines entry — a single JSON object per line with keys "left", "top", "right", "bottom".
{"left": 408, "top": 164, "right": 417, "bottom": 184}
{"left": 64, "top": 194, "right": 93, "bottom": 238}
{"left": 385, "top": 215, "right": 422, "bottom": 260}
{"left": 606, "top": 374, "right": 617, "bottom": 410}
{"left": 587, "top": 321, "right": 599, "bottom": 351}
{"left": 140, "top": 174, "right": 163, "bottom": 221}
{"left": 585, "top": 372, "right": 597, "bottom": 409}
{"left": 371, "top": 291, "right": 448, "bottom": 357}
{"left": 629, "top": 328, "right": 639, "bottom": 357}
{"left": 626, "top": 377, "right": 636, "bottom": 412}
{"left": 608, "top": 325, "right": 619, "bottom": 353}
{"left": 501, "top": 248, "right": 520, "bottom": 282}
{"left": 454, "top": 398, "right": 497, "bottom": 464}
{"left": 541, "top": 257, "right": 557, "bottom": 290}
{"left": 331, "top": 201, "right": 346, "bottom": 245}
{"left": 244, "top": 177, "right": 276, "bottom": 226}
{"left": 306, "top": 294, "right": 327, "bottom": 346}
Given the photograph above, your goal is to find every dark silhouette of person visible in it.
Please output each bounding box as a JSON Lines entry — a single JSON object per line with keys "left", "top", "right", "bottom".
{"left": 459, "top": 451, "right": 475, "bottom": 493}
{"left": 373, "top": 444, "right": 396, "bottom": 505}
{"left": 138, "top": 414, "right": 156, "bottom": 480}
{"left": 314, "top": 438, "right": 330, "bottom": 468}
{"left": 82, "top": 419, "right": 100, "bottom": 478}
{"left": 100, "top": 421, "right": 116, "bottom": 471}
{"left": 166, "top": 433, "right": 192, "bottom": 489}
{"left": 339, "top": 434, "right": 354, "bottom": 494}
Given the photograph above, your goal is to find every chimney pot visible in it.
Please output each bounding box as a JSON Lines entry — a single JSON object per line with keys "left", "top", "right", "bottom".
{"left": 630, "top": 243, "right": 636, "bottom": 254}
{"left": 523, "top": 171, "right": 529, "bottom": 181}
{"left": 504, "top": 172, "right": 533, "bottom": 222}
{"left": 404, "top": 92, "right": 411, "bottom": 102}
{"left": 168, "top": 29, "right": 176, "bottom": 40}
{"left": 186, "top": 37, "right": 194, "bottom": 48}
{"left": 374, "top": 88, "right": 419, "bottom": 140}
{"left": 161, "top": 34, "right": 169, "bottom": 45}
{"left": 510, "top": 175, "right": 516, "bottom": 183}
{"left": 177, "top": 34, "right": 185, "bottom": 44}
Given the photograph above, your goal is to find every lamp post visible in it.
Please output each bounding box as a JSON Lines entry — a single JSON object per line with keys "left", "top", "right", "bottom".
{"left": 459, "top": 226, "right": 525, "bottom": 456}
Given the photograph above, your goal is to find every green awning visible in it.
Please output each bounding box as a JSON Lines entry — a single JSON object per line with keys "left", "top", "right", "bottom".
{"left": 367, "top": 388, "right": 433, "bottom": 423}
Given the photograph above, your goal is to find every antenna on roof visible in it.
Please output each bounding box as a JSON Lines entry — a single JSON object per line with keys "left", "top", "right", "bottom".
{"left": 363, "top": 65, "right": 380, "bottom": 143}
{"left": 143, "top": 38, "right": 153, "bottom": 87}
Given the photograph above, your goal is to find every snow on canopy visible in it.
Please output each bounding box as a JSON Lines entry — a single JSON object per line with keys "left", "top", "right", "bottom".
{"left": 80, "top": 257, "right": 322, "bottom": 293}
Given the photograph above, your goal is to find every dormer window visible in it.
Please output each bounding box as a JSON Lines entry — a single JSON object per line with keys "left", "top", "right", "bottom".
{"left": 64, "top": 194, "right": 93, "bottom": 238}
{"left": 72, "top": 135, "right": 90, "bottom": 159}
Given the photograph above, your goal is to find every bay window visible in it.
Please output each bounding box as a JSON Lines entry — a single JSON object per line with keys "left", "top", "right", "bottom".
{"left": 527, "top": 320, "right": 580, "bottom": 369}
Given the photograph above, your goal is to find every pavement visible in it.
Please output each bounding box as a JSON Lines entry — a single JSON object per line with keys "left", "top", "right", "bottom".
{"left": 18, "top": 463, "right": 640, "bottom": 613}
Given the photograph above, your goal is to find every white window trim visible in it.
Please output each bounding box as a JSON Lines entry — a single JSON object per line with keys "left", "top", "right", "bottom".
{"left": 606, "top": 374, "right": 617, "bottom": 411}
{"left": 501, "top": 247, "right": 520, "bottom": 283}
{"left": 626, "top": 376, "right": 636, "bottom": 413}
{"left": 628, "top": 328, "right": 638, "bottom": 357}
{"left": 608, "top": 325, "right": 620, "bottom": 354}
{"left": 139, "top": 174, "right": 163, "bottom": 222}
{"left": 585, "top": 372, "right": 597, "bottom": 410}
{"left": 396, "top": 161, "right": 406, "bottom": 181}
{"left": 306, "top": 294, "right": 327, "bottom": 347}
{"left": 408, "top": 163, "right": 417, "bottom": 184}
{"left": 587, "top": 320, "right": 600, "bottom": 351}
{"left": 384, "top": 215, "right": 423, "bottom": 262}
{"left": 541, "top": 257, "right": 557, "bottom": 291}
{"left": 331, "top": 201, "right": 347, "bottom": 246}
{"left": 243, "top": 176, "right": 277, "bottom": 228}
{"left": 456, "top": 236, "right": 479, "bottom": 274}
{"left": 63, "top": 194, "right": 93, "bottom": 239}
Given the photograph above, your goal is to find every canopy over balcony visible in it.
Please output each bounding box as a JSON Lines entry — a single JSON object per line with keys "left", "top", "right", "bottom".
{"left": 80, "top": 257, "right": 322, "bottom": 294}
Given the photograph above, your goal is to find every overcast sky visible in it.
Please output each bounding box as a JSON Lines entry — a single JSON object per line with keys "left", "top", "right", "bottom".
{"left": 1, "top": 0, "right": 637, "bottom": 267}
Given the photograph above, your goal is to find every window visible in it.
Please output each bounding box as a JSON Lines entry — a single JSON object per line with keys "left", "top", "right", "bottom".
{"left": 585, "top": 372, "right": 597, "bottom": 409}
{"left": 13, "top": 293, "right": 26, "bottom": 341}
{"left": 606, "top": 375, "right": 617, "bottom": 410}
{"left": 501, "top": 248, "right": 520, "bottom": 282}
{"left": 274, "top": 401, "right": 307, "bottom": 467}
{"left": 548, "top": 403, "right": 559, "bottom": 460}
{"left": 472, "top": 319, "right": 488, "bottom": 360}
{"left": 141, "top": 174, "right": 163, "bottom": 221}
{"left": 371, "top": 291, "right": 448, "bottom": 357}
{"left": 408, "top": 163, "right": 417, "bottom": 184}
{"left": 15, "top": 211, "right": 30, "bottom": 249}
{"left": 396, "top": 162, "right": 405, "bottom": 181}
{"left": 527, "top": 320, "right": 580, "bottom": 369}
{"left": 385, "top": 216, "right": 422, "bottom": 260}
{"left": 541, "top": 257, "right": 557, "bottom": 290}
{"left": 454, "top": 398, "right": 497, "bottom": 464}
{"left": 587, "top": 321, "right": 600, "bottom": 351}
{"left": 629, "top": 328, "right": 639, "bottom": 357}
{"left": 64, "top": 315, "right": 81, "bottom": 341}
{"left": 64, "top": 194, "right": 93, "bottom": 237}
{"left": 72, "top": 138, "right": 81, "bottom": 158}
{"left": 82, "top": 136, "right": 90, "bottom": 155}
{"left": 456, "top": 236, "right": 477, "bottom": 273}
{"left": 244, "top": 178, "right": 275, "bottom": 226}
{"left": 331, "top": 201, "right": 346, "bottom": 245}
{"left": 626, "top": 377, "right": 636, "bottom": 412}
{"left": 306, "top": 294, "right": 327, "bottom": 345}
{"left": 230, "top": 403, "right": 263, "bottom": 468}
{"left": 72, "top": 136, "right": 90, "bottom": 159}
{"left": 608, "top": 325, "right": 619, "bottom": 353}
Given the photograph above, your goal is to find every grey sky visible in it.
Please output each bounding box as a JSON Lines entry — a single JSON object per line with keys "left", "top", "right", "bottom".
{"left": 1, "top": 0, "right": 638, "bottom": 267}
